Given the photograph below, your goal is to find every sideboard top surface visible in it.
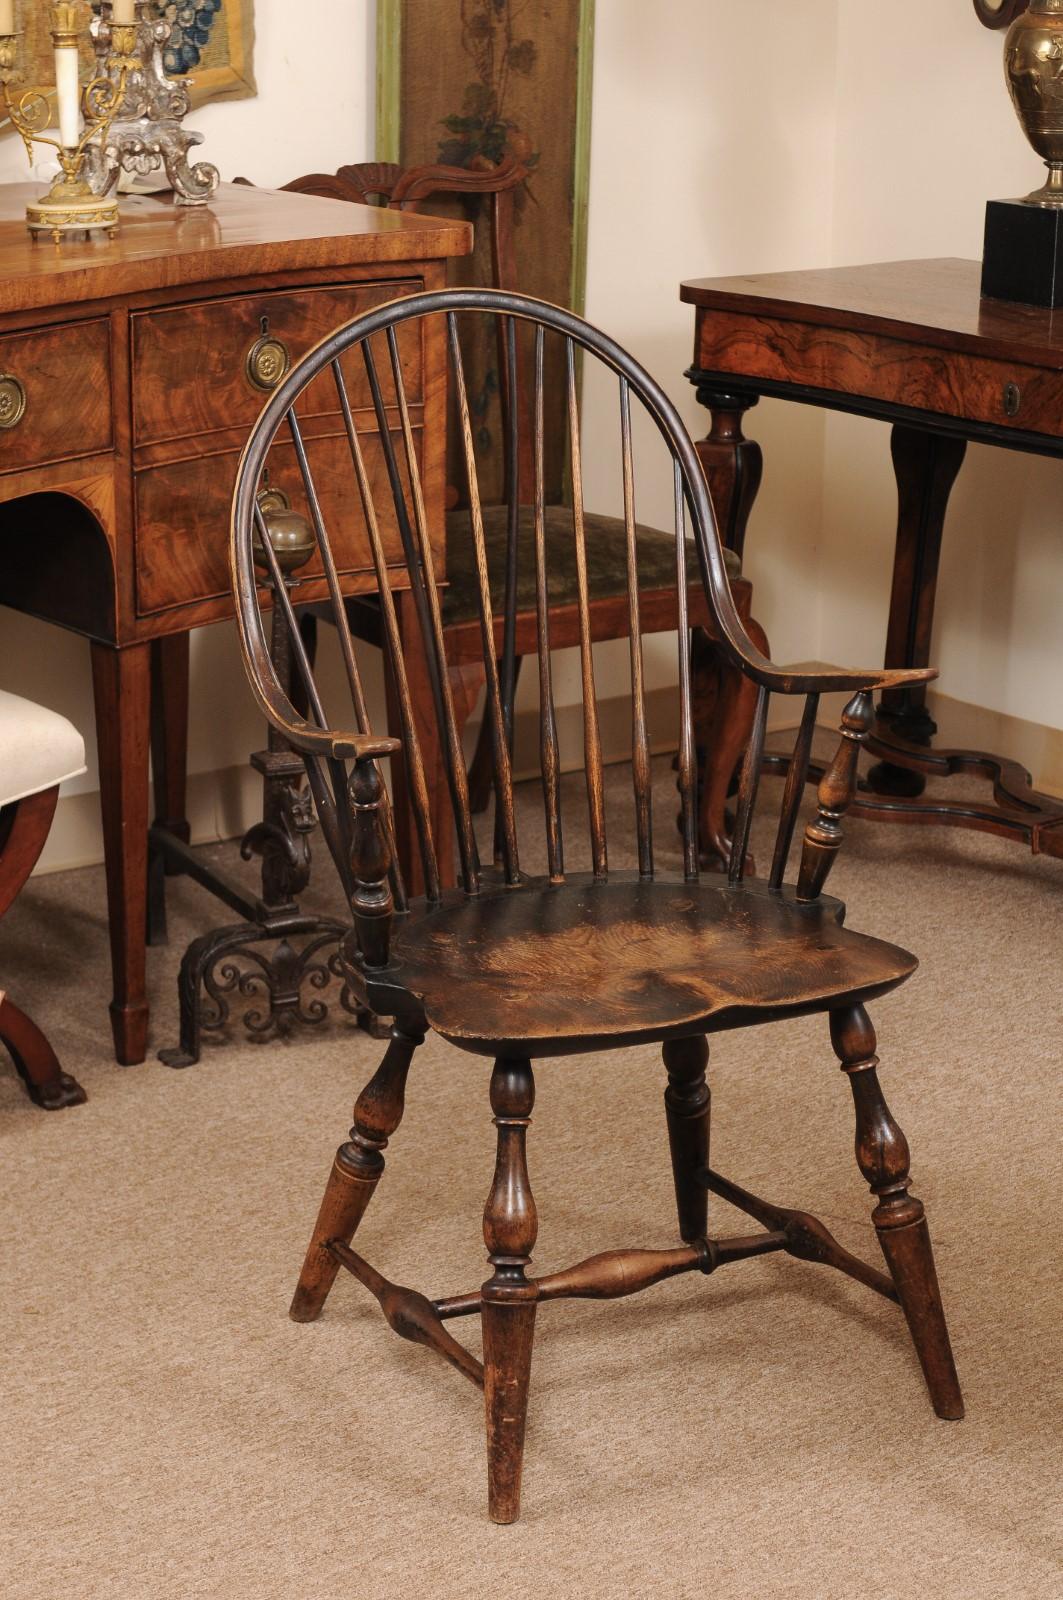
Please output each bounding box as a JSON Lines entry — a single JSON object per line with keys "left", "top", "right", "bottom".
{"left": 0, "top": 182, "right": 472, "bottom": 314}
{"left": 682, "top": 257, "right": 1063, "bottom": 369}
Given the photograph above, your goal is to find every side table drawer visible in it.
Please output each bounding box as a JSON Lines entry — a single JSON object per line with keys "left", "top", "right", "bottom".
{"left": 694, "top": 310, "right": 1063, "bottom": 435}
{"left": 131, "top": 280, "right": 423, "bottom": 448}
{"left": 134, "top": 429, "right": 416, "bottom": 616}
{"left": 0, "top": 320, "right": 111, "bottom": 472}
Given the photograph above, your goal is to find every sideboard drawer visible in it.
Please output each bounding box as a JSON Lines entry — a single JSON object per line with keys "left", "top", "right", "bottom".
{"left": 0, "top": 319, "right": 111, "bottom": 472}
{"left": 131, "top": 280, "right": 423, "bottom": 448}
{"left": 134, "top": 427, "right": 421, "bottom": 616}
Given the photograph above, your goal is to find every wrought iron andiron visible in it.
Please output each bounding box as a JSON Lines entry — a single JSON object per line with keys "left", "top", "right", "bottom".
{"left": 154, "top": 489, "right": 379, "bottom": 1066}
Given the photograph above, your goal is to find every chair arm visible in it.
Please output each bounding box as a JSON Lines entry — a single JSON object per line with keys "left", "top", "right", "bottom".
{"left": 796, "top": 691, "right": 874, "bottom": 901}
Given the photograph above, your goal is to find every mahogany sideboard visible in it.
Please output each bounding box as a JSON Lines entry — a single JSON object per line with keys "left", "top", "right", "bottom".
{"left": 681, "top": 257, "right": 1063, "bottom": 859}
{"left": 0, "top": 182, "right": 470, "bottom": 1064}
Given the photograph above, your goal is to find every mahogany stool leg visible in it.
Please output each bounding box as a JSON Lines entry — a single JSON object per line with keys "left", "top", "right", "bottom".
{"left": 830, "top": 1005, "right": 964, "bottom": 1421}
{"left": 289, "top": 1025, "right": 423, "bottom": 1323}
{"left": 481, "top": 1056, "right": 538, "bottom": 1524}
{"left": 662, "top": 1035, "right": 710, "bottom": 1242}
{"left": 0, "top": 994, "right": 86, "bottom": 1109}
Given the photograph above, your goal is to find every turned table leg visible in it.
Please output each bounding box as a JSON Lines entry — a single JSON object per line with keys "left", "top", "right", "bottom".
{"left": 692, "top": 388, "right": 762, "bottom": 562}
{"left": 866, "top": 427, "right": 967, "bottom": 797}
{"left": 91, "top": 640, "right": 151, "bottom": 1066}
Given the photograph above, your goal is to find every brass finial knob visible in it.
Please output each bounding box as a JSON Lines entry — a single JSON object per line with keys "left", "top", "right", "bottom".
{"left": 254, "top": 487, "right": 315, "bottom": 576}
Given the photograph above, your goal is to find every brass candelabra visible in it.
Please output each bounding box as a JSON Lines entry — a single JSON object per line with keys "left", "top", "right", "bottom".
{"left": 0, "top": 3, "right": 137, "bottom": 241}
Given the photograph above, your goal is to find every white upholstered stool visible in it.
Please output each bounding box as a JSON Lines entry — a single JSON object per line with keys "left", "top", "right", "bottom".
{"left": 0, "top": 689, "right": 87, "bottom": 1108}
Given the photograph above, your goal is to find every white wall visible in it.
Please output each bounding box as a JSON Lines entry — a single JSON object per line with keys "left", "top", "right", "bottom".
{"left": 0, "top": 1, "right": 377, "bottom": 867}
{"left": 578, "top": 0, "right": 839, "bottom": 708}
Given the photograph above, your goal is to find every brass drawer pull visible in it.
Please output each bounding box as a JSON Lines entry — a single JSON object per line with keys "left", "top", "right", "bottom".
{"left": 246, "top": 315, "right": 291, "bottom": 391}
{"left": 0, "top": 373, "right": 26, "bottom": 429}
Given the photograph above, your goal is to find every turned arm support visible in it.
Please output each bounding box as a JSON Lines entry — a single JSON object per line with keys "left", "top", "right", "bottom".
{"left": 796, "top": 690, "right": 874, "bottom": 902}
{"left": 348, "top": 757, "right": 395, "bottom": 968}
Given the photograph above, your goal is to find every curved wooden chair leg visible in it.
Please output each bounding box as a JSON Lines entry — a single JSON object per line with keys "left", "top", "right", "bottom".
{"left": 831, "top": 1005, "right": 964, "bottom": 1421}
{"left": 289, "top": 1026, "right": 422, "bottom": 1322}
{"left": 663, "top": 1035, "right": 710, "bottom": 1242}
{"left": 481, "top": 1057, "right": 538, "bottom": 1524}
{"left": 0, "top": 995, "right": 86, "bottom": 1109}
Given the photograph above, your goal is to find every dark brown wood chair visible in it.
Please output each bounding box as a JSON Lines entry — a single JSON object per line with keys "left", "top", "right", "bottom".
{"left": 0, "top": 689, "right": 87, "bottom": 1109}
{"left": 229, "top": 288, "right": 963, "bottom": 1524}
{"left": 271, "top": 156, "right": 768, "bottom": 877}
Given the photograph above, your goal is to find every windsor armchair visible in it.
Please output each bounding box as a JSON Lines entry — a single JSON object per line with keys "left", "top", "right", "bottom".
{"left": 230, "top": 288, "right": 964, "bottom": 1524}
{"left": 271, "top": 155, "right": 766, "bottom": 874}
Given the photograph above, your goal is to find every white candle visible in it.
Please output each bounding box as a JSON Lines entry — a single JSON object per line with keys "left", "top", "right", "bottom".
{"left": 112, "top": 0, "right": 135, "bottom": 22}
{"left": 0, "top": 2, "right": 15, "bottom": 35}
{"left": 54, "top": 36, "right": 79, "bottom": 149}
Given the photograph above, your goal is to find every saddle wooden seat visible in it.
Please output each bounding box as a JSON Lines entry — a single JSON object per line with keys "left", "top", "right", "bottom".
{"left": 229, "top": 287, "right": 964, "bottom": 1526}
{"left": 365, "top": 876, "right": 916, "bottom": 1056}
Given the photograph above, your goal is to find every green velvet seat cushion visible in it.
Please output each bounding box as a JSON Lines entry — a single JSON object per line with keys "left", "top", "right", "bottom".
{"left": 441, "top": 503, "right": 741, "bottom": 627}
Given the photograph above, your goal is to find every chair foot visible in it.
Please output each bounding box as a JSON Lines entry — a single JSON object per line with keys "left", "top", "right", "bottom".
{"left": 0, "top": 996, "right": 86, "bottom": 1109}
{"left": 289, "top": 1025, "right": 422, "bottom": 1322}
{"left": 482, "top": 1057, "right": 537, "bottom": 1523}
{"left": 831, "top": 1005, "right": 963, "bottom": 1421}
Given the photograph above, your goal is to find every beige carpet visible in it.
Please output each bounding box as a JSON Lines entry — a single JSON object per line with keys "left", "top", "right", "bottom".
{"left": 2, "top": 755, "right": 1062, "bottom": 1599}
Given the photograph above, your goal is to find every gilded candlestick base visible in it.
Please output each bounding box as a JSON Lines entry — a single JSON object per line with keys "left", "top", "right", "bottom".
{"left": 87, "top": 2, "right": 219, "bottom": 207}
{"left": 25, "top": 172, "right": 119, "bottom": 243}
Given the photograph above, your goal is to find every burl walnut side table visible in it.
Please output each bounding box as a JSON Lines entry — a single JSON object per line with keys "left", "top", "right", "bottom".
{"left": 0, "top": 182, "right": 470, "bottom": 1064}
{"left": 682, "top": 257, "right": 1063, "bottom": 859}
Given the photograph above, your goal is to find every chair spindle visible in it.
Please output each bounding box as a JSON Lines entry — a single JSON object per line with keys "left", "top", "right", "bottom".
{"left": 379, "top": 331, "right": 481, "bottom": 895}
{"left": 674, "top": 464, "right": 698, "bottom": 883}
{"left": 333, "top": 363, "right": 442, "bottom": 902}
{"left": 620, "top": 377, "right": 653, "bottom": 879}
{"left": 532, "top": 325, "right": 563, "bottom": 883}
{"left": 566, "top": 337, "right": 607, "bottom": 880}
{"left": 769, "top": 692, "right": 820, "bottom": 891}
{"left": 447, "top": 311, "right": 521, "bottom": 884}
{"left": 284, "top": 401, "right": 407, "bottom": 910}
{"left": 727, "top": 684, "right": 769, "bottom": 886}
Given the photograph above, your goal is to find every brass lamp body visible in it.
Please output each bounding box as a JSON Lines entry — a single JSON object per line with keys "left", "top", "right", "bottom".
{"left": 1006, "top": 0, "right": 1063, "bottom": 205}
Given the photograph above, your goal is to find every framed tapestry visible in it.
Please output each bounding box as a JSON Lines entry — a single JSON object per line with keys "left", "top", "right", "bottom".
{"left": 0, "top": 0, "right": 256, "bottom": 141}
{"left": 377, "top": 0, "right": 595, "bottom": 501}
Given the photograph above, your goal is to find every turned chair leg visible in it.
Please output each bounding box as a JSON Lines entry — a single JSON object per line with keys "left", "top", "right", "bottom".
{"left": 0, "top": 995, "right": 86, "bottom": 1109}
{"left": 481, "top": 1056, "right": 538, "bottom": 1524}
{"left": 830, "top": 1005, "right": 964, "bottom": 1420}
{"left": 289, "top": 1025, "right": 422, "bottom": 1322}
{"left": 663, "top": 1035, "right": 710, "bottom": 1242}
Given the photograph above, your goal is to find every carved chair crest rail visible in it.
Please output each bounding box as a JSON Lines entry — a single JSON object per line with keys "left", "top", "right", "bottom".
{"left": 229, "top": 287, "right": 961, "bottom": 1524}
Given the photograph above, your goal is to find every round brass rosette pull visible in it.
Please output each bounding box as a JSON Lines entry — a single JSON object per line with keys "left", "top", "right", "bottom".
{"left": 246, "top": 332, "right": 291, "bottom": 391}
{"left": 0, "top": 374, "right": 26, "bottom": 430}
